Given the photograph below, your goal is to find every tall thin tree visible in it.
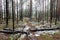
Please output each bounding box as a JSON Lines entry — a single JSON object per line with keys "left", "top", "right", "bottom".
{"left": 55, "top": 0, "right": 58, "bottom": 25}
{"left": 12, "top": 0, "right": 15, "bottom": 31}
{"left": 35, "top": 3, "right": 37, "bottom": 21}
{"left": 20, "top": 0, "right": 23, "bottom": 21}
{"left": 42, "top": 0, "right": 44, "bottom": 24}
{"left": 50, "top": 0, "right": 53, "bottom": 27}
{"left": 17, "top": 0, "right": 18, "bottom": 24}
{"left": 5, "top": 0, "right": 9, "bottom": 28}
{"left": 29, "top": 0, "right": 32, "bottom": 20}
{"left": 46, "top": 0, "right": 49, "bottom": 23}
{"left": 0, "top": 13, "right": 1, "bottom": 23}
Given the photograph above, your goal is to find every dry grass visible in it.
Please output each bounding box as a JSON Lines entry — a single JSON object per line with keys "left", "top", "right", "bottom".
{"left": 0, "top": 21, "right": 18, "bottom": 30}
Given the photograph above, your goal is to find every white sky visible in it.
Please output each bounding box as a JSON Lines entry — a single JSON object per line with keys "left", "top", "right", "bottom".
{"left": 1, "top": 0, "right": 50, "bottom": 18}
{"left": 2, "top": 0, "right": 50, "bottom": 11}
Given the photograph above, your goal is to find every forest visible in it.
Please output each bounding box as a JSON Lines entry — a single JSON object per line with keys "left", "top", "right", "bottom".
{"left": 0, "top": 0, "right": 60, "bottom": 40}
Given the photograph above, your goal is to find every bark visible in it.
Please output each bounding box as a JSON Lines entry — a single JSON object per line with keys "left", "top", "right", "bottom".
{"left": 6, "top": 0, "right": 9, "bottom": 28}
{"left": 50, "top": 0, "right": 53, "bottom": 27}
{"left": 20, "top": 0, "right": 23, "bottom": 21}
{"left": 17, "top": 0, "right": 18, "bottom": 24}
{"left": 12, "top": 0, "right": 15, "bottom": 31}
{"left": 55, "top": 0, "right": 58, "bottom": 25}
{"left": 29, "top": 0, "right": 32, "bottom": 20}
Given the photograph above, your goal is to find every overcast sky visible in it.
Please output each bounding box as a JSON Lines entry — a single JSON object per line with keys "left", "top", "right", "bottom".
{"left": 0, "top": 0, "right": 50, "bottom": 18}
{"left": 0, "top": 0, "right": 50, "bottom": 16}
{"left": 1, "top": 0, "right": 50, "bottom": 11}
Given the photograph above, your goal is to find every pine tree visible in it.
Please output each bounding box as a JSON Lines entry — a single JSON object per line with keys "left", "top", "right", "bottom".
{"left": 20, "top": 0, "right": 23, "bottom": 21}
{"left": 6, "top": 0, "right": 9, "bottom": 27}
{"left": 29, "top": 0, "right": 32, "bottom": 20}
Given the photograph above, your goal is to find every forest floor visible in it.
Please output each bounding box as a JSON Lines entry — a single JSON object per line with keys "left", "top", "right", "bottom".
{"left": 0, "top": 19, "right": 60, "bottom": 40}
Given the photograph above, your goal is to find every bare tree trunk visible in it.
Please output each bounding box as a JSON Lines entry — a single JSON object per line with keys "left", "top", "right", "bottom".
{"left": 20, "top": 0, "right": 23, "bottom": 21}
{"left": 0, "top": 13, "right": 2, "bottom": 24}
{"left": 12, "top": 0, "right": 15, "bottom": 31}
{"left": 42, "top": 0, "right": 44, "bottom": 24}
{"left": 50, "top": 0, "right": 53, "bottom": 27}
{"left": 55, "top": 0, "right": 58, "bottom": 25}
{"left": 29, "top": 0, "right": 32, "bottom": 20}
{"left": 5, "top": 0, "right": 9, "bottom": 28}
{"left": 17, "top": 0, "right": 18, "bottom": 24}
{"left": 35, "top": 6, "right": 37, "bottom": 21}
